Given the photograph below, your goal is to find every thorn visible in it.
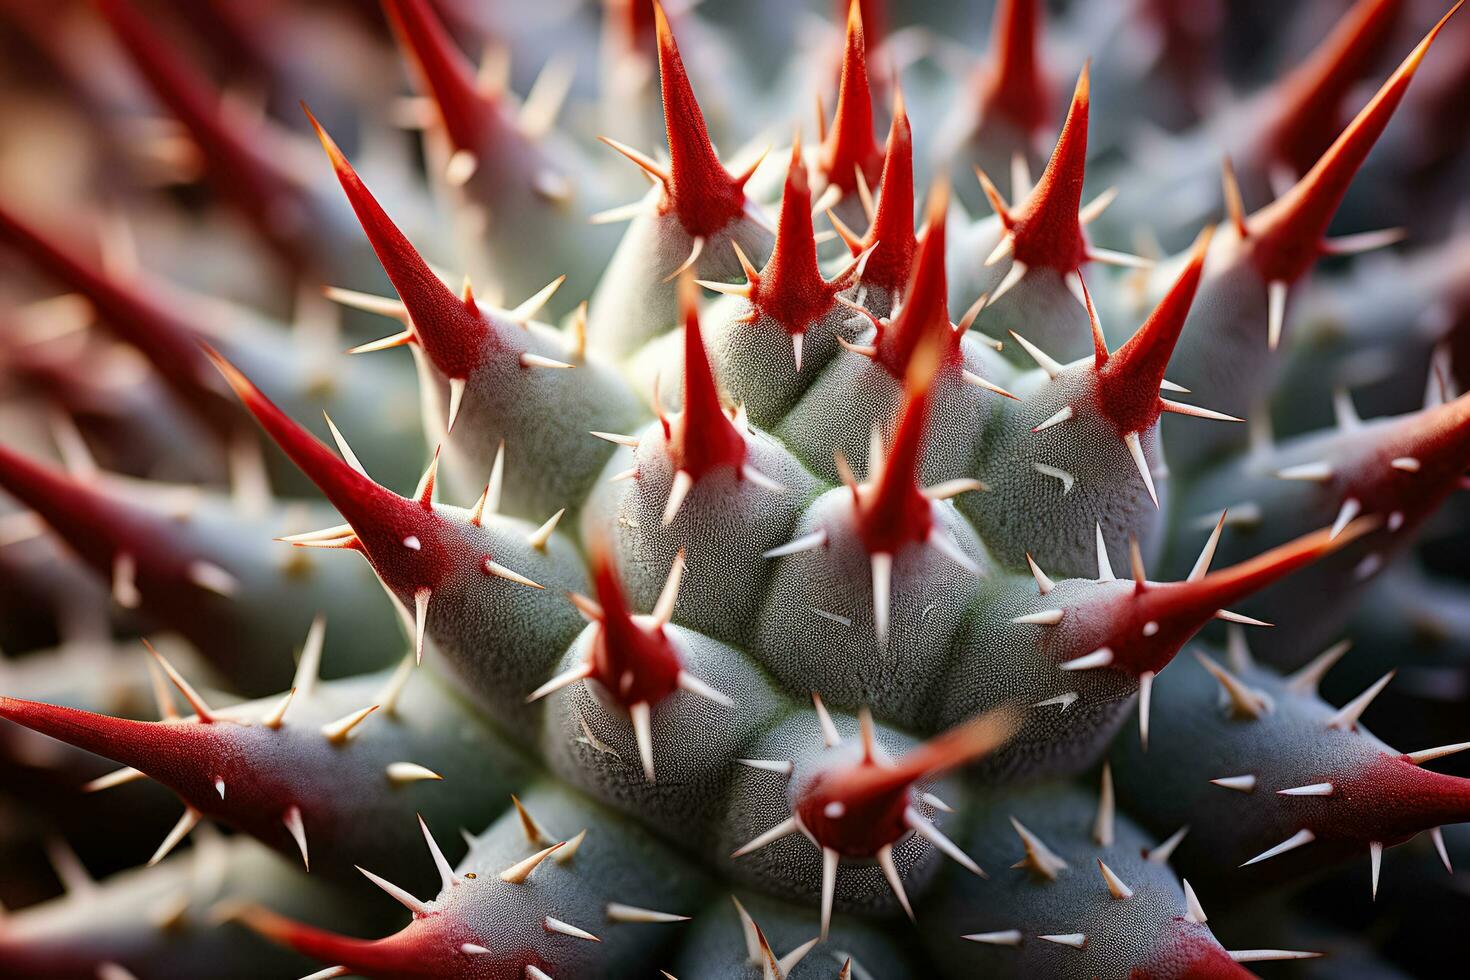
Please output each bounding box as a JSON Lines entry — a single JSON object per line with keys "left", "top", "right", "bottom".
{"left": 1212, "top": 775, "right": 1257, "bottom": 793}
{"left": 1032, "top": 405, "right": 1073, "bottom": 432}
{"left": 471, "top": 441, "right": 506, "bottom": 525}
{"left": 1267, "top": 280, "right": 1289, "bottom": 350}
{"left": 870, "top": 552, "right": 892, "bottom": 649}
{"left": 737, "top": 758, "right": 795, "bottom": 775}
{"left": 85, "top": 767, "right": 147, "bottom": 792}
{"left": 321, "top": 704, "right": 379, "bottom": 744}
{"left": 1097, "top": 859, "right": 1133, "bottom": 899}
{"left": 1093, "top": 762, "right": 1115, "bottom": 846}
{"left": 1188, "top": 511, "right": 1228, "bottom": 582}
{"left": 1013, "top": 609, "right": 1064, "bottom": 626}
{"left": 1009, "top": 331, "right": 1062, "bottom": 377}
{"left": 1038, "top": 934, "right": 1086, "bottom": 949}
{"left": 1275, "top": 461, "right": 1335, "bottom": 482}
{"left": 483, "top": 560, "right": 544, "bottom": 589}
{"left": 526, "top": 509, "right": 565, "bottom": 551}
{"left": 1227, "top": 950, "right": 1324, "bottom": 963}
{"left": 605, "top": 903, "right": 690, "bottom": 924}
{"left": 417, "top": 816, "right": 455, "bottom": 893}
{"left": 732, "top": 817, "right": 800, "bottom": 858}
{"left": 906, "top": 806, "right": 987, "bottom": 877}
{"left": 555, "top": 830, "right": 585, "bottom": 863}
{"left": 1326, "top": 670, "right": 1394, "bottom": 731}
{"left": 520, "top": 352, "right": 575, "bottom": 370}
{"left": 282, "top": 805, "right": 309, "bottom": 870}
{"left": 446, "top": 377, "right": 466, "bottom": 432}
{"left": 1148, "top": 826, "right": 1189, "bottom": 865}
{"left": 764, "top": 530, "right": 828, "bottom": 559}
{"left": 1060, "top": 648, "right": 1114, "bottom": 672}
{"left": 1010, "top": 816, "right": 1068, "bottom": 880}
{"left": 1026, "top": 554, "right": 1055, "bottom": 594}
{"left": 1406, "top": 742, "right": 1470, "bottom": 765}
{"left": 1278, "top": 783, "right": 1334, "bottom": 797}
{"left": 386, "top": 762, "right": 443, "bottom": 784}
{"left": 821, "top": 846, "right": 840, "bottom": 939}
{"left": 140, "top": 640, "right": 213, "bottom": 723}
{"left": 1431, "top": 827, "right": 1454, "bottom": 873}
{"left": 499, "top": 842, "right": 565, "bottom": 884}
{"left": 1241, "top": 828, "right": 1316, "bottom": 867}
{"left": 1329, "top": 497, "right": 1362, "bottom": 540}
{"left": 876, "top": 844, "right": 914, "bottom": 925}
{"left": 1138, "top": 670, "right": 1154, "bottom": 750}
{"left": 661, "top": 470, "right": 694, "bottom": 526}
{"left": 526, "top": 662, "right": 594, "bottom": 702}
{"left": 150, "top": 807, "right": 202, "bottom": 866}
{"left": 964, "top": 930, "right": 1023, "bottom": 946}
{"left": 1095, "top": 523, "right": 1115, "bottom": 581}
{"left": 630, "top": 700, "right": 656, "bottom": 783}
{"left": 358, "top": 865, "right": 427, "bottom": 914}
{"left": 1183, "top": 879, "right": 1207, "bottom": 923}
{"left": 812, "top": 691, "right": 842, "bottom": 748}
{"left": 544, "top": 916, "right": 600, "bottom": 942}
{"left": 1122, "top": 432, "right": 1158, "bottom": 508}
{"left": 412, "top": 587, "right": 431, "bottom": 664}
{"left": 1194, "top": 652, "right": 1269, "bottom": 719}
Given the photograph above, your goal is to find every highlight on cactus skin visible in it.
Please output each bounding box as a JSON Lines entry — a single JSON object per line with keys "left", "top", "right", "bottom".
{"left": 0, "top": 0, "right": 1468, "bottom": 976}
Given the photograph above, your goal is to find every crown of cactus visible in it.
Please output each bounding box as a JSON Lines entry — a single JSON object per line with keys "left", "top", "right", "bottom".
{"left": 1, "top": 0, "right": 1469, "bottom": 977}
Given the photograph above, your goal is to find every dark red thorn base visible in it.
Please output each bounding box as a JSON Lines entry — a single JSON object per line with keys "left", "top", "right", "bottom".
{"left": 383, "top": 0, "right": 498, "bottom": 155}
{"left": 819, "top": 0, "right": 884, "bottom": 197}
{"left": 669, "top": 279, "right": 746, "bottom": 480}
{"left": 847, "top": 88, "right": 916, "bottom": 295}
{"left": 207, "top": 349, "right": 460, "bottom": 596}
{"left": 653, "top": 1, "right": 750, "bottom": 237}
{"left": 795, "top": 708, "right": 1017, "bottom": 856}
{"left": 976, "top": 0, "right": 1049, "bottom": 138}
{"left": 0, "top": 203, "right": 224, "bottom": 423}
{"left": 240, "top": 904, "right": 494, "bottom": 980}
{"left": 749, "top": 141, "right": 856, "bottom": 338}
{"left": 874, "top": 184, "right": 957, "bottom": 379}
{"left": 1093, "top": 226, "right": 1212, "bottom": 435}
{"left": 1005, "top": 63, "right": 1089, "bottom": 270}
{"left": 585, "top": 545, "right": 682, "bottom": 707}
{"left": 856, "top": 364, "right": 936, "bottom": 556}
{"left": 1247, "top": 3, "right": 1460, "bottom": 284}
{"left": 92, "top": 0, "right": 312, "bottom": 266}
{"left": 306, "top": 108, "right": 487, "bottom": 381}
{"left": 1263, "top": 0, "right": 1402, "bottom": 179}
{"left": 1081, "top": 520, "right": 1376, "bottom": 677}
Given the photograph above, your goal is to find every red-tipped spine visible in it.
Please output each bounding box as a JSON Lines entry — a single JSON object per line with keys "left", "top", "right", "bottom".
{"left": 748, "top": 140, "right": 854, "bottom": 338}
{"left": 875, "top": 185, "right": 956, "bottom": 378}
{"left": 205, "top": 348, "right": 394, "bottom": 533}
{"left": 795, "top": 708, "right": 1016, "bottom": 856}
{"left": 1112, "top": 521, "right": 1375, "bottom": 675}
{"left": 0, "top": 204, "right": 221, "bottom": 418}
{"left": 819, "top": 0, "right": 884, "bottom": 197}
{"left": 1247, "top": 3, "right": 1460, "bottom": 284}
{"left": 652, "top": 1, "right": 748, "bottom": 236}
{"left": 382, "top": 0, "right": 495, "bottom": 153}
{"left": 976, "top": 0, "right": 1049, "bottom": 137}
{"left": 670, "top": 281, "right": 747, "bottom": 480}
{"left": 305, "top": 108, "right": 486, "bottom": 380}
{"left": 0, "top": 443, "right": 191, "bottom": 584}
{"left": 1094, "top": 226, "right": 1213, "bottom": 435}
{"left": 1006, "top": 64, "right": 1089, "bottom": 270}
{"left": 91, "top": 0, "right": 310, "bottom": 262}
{"left": 241, "top": 905, "right": 479, "bottom": 979}
{"left": 1263, "top": 0, "right": 1403, "bottom": 178}
{"left": 587, "top": 548, "right": 682, "bottom": 706}
{"left": 856, "top": 376, "right": 935, "bottom": 556}
{"left": 0, "top": 697, "right": 215, "bottom": 784}
{"left": 850, "top": 89, "right": 916, "bottom": 296}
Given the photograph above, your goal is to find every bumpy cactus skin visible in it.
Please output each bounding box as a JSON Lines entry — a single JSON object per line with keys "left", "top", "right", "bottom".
{"left": 0, "top": 0, "right": 1468, "bottom": 978}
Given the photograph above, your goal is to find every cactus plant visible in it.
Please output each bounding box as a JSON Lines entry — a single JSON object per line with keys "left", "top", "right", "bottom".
{"left": 1, "top": 0, "right": 1468, "bottom": 977}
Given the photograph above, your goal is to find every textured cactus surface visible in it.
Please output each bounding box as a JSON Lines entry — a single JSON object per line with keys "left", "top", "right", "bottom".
{"left": 1, "top": 0, "right": 1469, "bottom": 977}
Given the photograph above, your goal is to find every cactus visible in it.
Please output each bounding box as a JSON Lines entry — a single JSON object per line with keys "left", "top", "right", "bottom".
{"left": 0, "top": 0, "right": 1468, "bottom": 977}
